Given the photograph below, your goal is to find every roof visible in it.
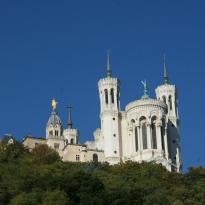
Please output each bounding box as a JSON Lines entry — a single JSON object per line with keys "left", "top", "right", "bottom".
{"left": 126, "top": 98, "right": 167, "bottom": 112}
{"left": 22, "top": 136, "right": 46, "bottom": 142}
{"left": 47, "top": 111, "right": 62, "bottom": 127}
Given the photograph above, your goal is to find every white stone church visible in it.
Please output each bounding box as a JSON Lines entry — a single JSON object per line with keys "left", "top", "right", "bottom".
{"left": 23, "top": 55, "right": 182, "bottom": 172}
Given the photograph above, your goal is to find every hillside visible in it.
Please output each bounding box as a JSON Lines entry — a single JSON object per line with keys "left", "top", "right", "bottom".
{"left": 0, "top": 142, "right": 204, "bottom": 205}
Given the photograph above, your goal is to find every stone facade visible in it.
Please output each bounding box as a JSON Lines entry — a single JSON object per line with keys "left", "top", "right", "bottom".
{"left": 23, "top": 57, "right": 182, "bottom": 172}
{"left": 23, "top": 136, "right": 46, "bottom": 151}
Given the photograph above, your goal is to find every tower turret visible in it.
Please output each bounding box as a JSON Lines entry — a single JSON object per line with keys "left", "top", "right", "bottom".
{"left": 156, "top": 56, "right": 178, "bottom": 117}
{"left": 98, "top": 52, "right": 121, "bottom": 164}
{"left": 155, "top": 57, "right": 181, "bottom": 172}
{"left": 63, "top": 106, "right": 79, "bottom": 145}
{"left": 46, "top": 99, "right": 64, "bottom": 150}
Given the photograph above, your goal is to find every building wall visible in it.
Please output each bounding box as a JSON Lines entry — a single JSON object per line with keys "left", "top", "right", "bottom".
{"left": 155, "top": 84, "right": 181, "bottom": 171}
{"left": 63, "top": 128, "right": 79, "bottom": 144}
{"left": 62, "top": 144, "right": 105, "bottom": 163}
{"left": 62, "top": 144, "right": 82, "bottom": 162}
{"left": 21, "top": 70, "right": 181, "bottom": 172}
{"left": 85, "top": 149, "right": 105, "bottom": 162}
{"left": 98, "top": 77, "right": 121, "bottom": 164}
{"left": 46, "top": 137, "right": 65, "bottom": 153}
{"left": 23, "top": 137, "right": 46, "bottom": 151}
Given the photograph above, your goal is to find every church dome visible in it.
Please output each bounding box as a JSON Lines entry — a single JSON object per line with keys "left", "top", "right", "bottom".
{"left": 47, "top": 111, "right": 62, "bottom": 127}
{"left": 126, "top": 98, "right": 167, "bottom": 112}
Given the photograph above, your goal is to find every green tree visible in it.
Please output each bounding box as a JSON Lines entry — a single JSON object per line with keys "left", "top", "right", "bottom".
{"left": 31, "top": 144, "right": 60, "bottom": 164}
{"left": 10, "top": 192, "right": 41, "bottom": 205}
{"left": 42, "top": 190, "right": 70, "bottom": 205}
{"left": 0, "top": 142, "right": 27, "bottom": 162}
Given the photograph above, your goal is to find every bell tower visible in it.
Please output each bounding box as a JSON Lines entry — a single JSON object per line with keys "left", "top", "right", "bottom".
{"left": 155, "top": 56, "right": 181, "bottom": 172}
{"left": 98, "top": 52, "right": 121, "bottom": 164}
{"left": 46, "top": 99, "right": 64, "bottom": 150}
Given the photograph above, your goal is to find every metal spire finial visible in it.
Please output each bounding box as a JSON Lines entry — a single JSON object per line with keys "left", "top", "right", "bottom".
{"left": 163, "top": 54, "right": 169, "bottom": 84}
{"left": 106, "top": 50, "right": 111, "bottom": 78}
{"left": 67, "top": 106, "right": 73, "bottom": 129}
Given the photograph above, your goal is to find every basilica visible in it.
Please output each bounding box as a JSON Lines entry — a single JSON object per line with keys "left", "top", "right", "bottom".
{"left": 23, "top": 55, "right": 182, "bottom": 172}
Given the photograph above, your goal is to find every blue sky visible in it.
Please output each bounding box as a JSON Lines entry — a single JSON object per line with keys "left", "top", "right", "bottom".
{"left": 0, "top": 1, "right": 204, "bottom": 171}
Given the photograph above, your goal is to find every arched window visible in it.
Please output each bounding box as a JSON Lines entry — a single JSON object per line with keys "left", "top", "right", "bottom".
{"left": 139, "top": 116, "right": 147, "bottom": 150}
{"left": 161, "top": 120, "right": 165, "bottom": 151}
{"left": 104, "top": 89, "right": 108, "bottom": 104}
{"left": 142, "top": 123, "right": 147, "bottom": 149}
{"left": 151, "top": 117, "right": 157, "bottom": 149}
{"left": 55, "top": 130, "right": 58, "bottom": 136}
{"left": 110, "top": 88, "right": 114, "bottom": 104}
{"left": 162, "top": 96, "right": 166, "bottom": 104}
{"left": 70, "top": 138, "right": 74, "bottom": 144}
{"left": 93, "top": 153, "right": 98, "bottom": 162}
{"left": 131, "top": 119, "right": 135, "bottom": 123}
{"left": 168, "top": 95, "right": 172, "bottom": 110}
{"left": 135, "top": 127, "right": 138, "bottom": 152}
{"left": 117, "top": 91, "right": 120, "bottom": 109}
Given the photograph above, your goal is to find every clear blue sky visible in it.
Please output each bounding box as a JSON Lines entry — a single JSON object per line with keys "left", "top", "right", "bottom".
{"left": 0, "top": 1, "right": 204, "bottom": 171}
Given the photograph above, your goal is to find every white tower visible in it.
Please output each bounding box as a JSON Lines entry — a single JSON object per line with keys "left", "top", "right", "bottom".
{"left": 63, "top": 106, "right": 79, "bottom": 145}
{"left": 155, "top": 57, "right": 181, "bottom": 172}
{"left": 46, "top": 99, "right": 64, "bottom": 150}
{"left": 98, "top": 52, "right": 121, "bottom": 164}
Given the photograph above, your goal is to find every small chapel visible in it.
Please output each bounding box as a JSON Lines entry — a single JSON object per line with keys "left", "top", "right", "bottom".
{"left": 23, "top": 54, "right": 182, "bottom": 172}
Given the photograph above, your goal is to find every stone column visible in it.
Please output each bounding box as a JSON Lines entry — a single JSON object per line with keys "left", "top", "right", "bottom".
{"left": 139, "top": 126, "right": 143, "bottom": 151}
{"left": 113, "top": 89, "right": 117, "bottom": 108}
{"left": 137, "top": 123, "right": 143, "bottom": 161}
{"left": 132, "top": 124, "right": 136, "bottom": 153}
{"left": 109, "top": 89, "right": 112, "bottom": 108}
{"left": 136, "top": 122, "right": 141, "bottom": 152}
{"left": 146, "top": 122, "right": 152, "bottom": 149}
{"left": 176, "top": 145, "right": 180, "bottom": 172}
{"left": 164, "top": 127, "right": 169, "bottom": 160}
{"left": 156, "top": 120, "right": 162, "bottom": 151}
{"left": 128, "top": 124, "right": 133, "bottom": 157}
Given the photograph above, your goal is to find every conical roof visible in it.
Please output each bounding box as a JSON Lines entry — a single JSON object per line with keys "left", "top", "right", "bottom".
{"left": 47, "top": 111, "right": 62, "bottom": 127}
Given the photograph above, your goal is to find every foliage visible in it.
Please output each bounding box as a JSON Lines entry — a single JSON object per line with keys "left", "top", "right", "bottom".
{"left": 31, "top": 144, "right": 60, "bottom": 164}
{"left": 0, "top": 142, "right": 27, "bottom": 163}
{"left": 0, "top": 143, "right": 204, "bottom": 205}
{"left": 42, "top": 190, "right": 70, "bottom": 205}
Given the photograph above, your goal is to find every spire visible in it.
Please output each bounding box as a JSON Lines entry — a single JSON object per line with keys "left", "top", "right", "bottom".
{"left": 141, "top": 80, "right": 149, "bottom": 99}
{"left": 106, "top": 50, "right": 111, "bottom": 78}
{"left": 67, "top": 106, "right": 73, "bottom": 129}
{"left": 163, "top": 54, "right": 169, "bottom": 84}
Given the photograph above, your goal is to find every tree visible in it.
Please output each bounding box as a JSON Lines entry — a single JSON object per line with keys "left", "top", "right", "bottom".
{"left": 0, "top": 144, "right": 205, "bottom": 205}
{"left": 31, "top": 144, "right": 60, "bottom": 164}
{"left": 42, "top": 190, "right": 70, "bottom": 205}
{"left": 10, "top": 192, "right": 41, "bottom": 205}
{"left": 0, "top": 142, "right": 27, "bottom": 163}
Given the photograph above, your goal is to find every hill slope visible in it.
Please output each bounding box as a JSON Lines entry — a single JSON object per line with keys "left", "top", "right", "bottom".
{"left": 0, "top": 142, "right": 204, "bottom": 205}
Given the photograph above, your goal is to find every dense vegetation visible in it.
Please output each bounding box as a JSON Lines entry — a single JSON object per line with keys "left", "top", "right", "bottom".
{"left": 0, "top": 142, "right": 204, "bottom": 205}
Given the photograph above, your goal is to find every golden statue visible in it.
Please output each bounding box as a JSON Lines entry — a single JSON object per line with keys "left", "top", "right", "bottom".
{"left": 52, "top": 98, "right": 58, "bottom": 111}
